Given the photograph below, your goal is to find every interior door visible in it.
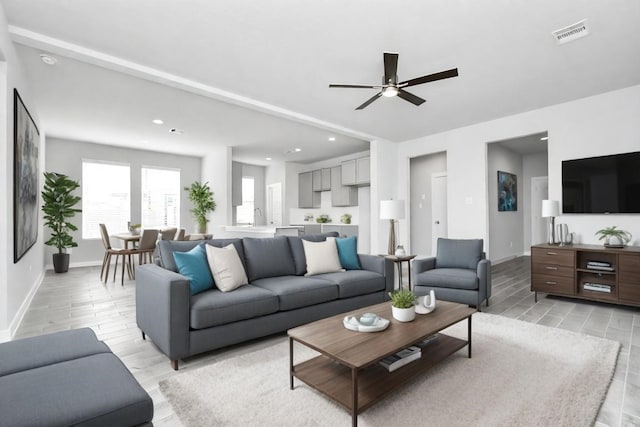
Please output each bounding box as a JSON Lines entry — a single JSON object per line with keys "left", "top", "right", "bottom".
{"left": 431, "top": 173, "right": 448, "bottom": 254}
{"left": 266, "top": 183, "right": 282, "bottom": 225}
{"left": 531, "top": 176, "right": 548, "bottom": 245}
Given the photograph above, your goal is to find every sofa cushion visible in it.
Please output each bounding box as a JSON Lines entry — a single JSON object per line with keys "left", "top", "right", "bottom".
{"left": 0, "top": 328, "right": 110, "bottom": 377}
{"left": 173, "top": 244, "right": 214, "bottom": 295}
{"left": 0, "top": 353, "right": 153, "bottom": 427}
{"left": 251, "top": 276, "right": 338, "bottom": 311}
{"left": 243, "top": 236, "right": 296, "bottom": 281}
{"left": 313, "top": 270, "right": 386, "bottom": 298}
{"left": 330, "top": 236, "right": 361, "bottom": 270}
{"left": 287, "top": 232, "right": 340, "bottom": 275}
{"left": 435, "top": 238, "right": 483, "bottom": 270}
{"left": 190, "top": 285, "right": 279, "bottom": 329}
{"left": 157, "top": 238, "right": 245, "bottom": 272}
{"left": 302, "top": 239, "right": 344, "bottom": 276}
{"left": 415, "top": 268, "right": 479, "bottom": 290}
{"left": 205, "top": 244, "right": 248, "bottom": 292}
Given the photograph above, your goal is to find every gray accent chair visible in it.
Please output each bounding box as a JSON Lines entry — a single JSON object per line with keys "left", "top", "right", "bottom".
{"left": 413, "top": 238, "right": 491, "bottom": 309}
{"left": 0, "top": 328, "right": 153, "bottom": 427}
{"left": 136, "top": 233, "right": 394, "bottom": 370}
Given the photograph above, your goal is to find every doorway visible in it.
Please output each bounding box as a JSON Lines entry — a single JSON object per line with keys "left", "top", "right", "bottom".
{"left": 531, "top": 176, "right": 548, "bottom": 246}
{"left": 409, "top": 152, "right": 447, "bottom": 257}
{"left": 266, "top": 183, "right": 282, "bottom": 225}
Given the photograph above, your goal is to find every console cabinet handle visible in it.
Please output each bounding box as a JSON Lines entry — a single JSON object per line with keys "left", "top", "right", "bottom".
{"left": 545, "top": 281, "right": 557, "bottom": 285}
{"left": 545, "top": 266, "right": 558, "bottom": 270}
{"left": 547, "top": 252, "right": 558, "bottom": 255}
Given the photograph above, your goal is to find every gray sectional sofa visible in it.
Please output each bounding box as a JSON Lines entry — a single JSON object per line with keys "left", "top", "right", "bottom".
{"left": 136, "top": 233, "right": 393, "bottom": 369}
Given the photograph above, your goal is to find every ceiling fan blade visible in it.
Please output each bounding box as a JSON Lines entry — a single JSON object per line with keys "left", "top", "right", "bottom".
{"left": 399, "top": 68, "right": 458, "bottom": 88}
{"left": 356, "top": 92, "right": 383, "bottom": 110}
{"left": 397, "top": 89, "right": 426, "bottom": 106}
{"left": 383, "top": 52, "right": 399, "bottom": 84}
{"left": 329, "top": 84, "right": 380, "bottom": 89}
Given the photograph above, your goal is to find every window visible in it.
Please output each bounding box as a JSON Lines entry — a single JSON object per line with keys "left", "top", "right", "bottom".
{"left": 236, "top": 177, "right": 255, "bottom": 224}
{"left": 141, "top": 167, "right": 180, "bottom": 228}
{"left": 82, "top": 161, "right": 131, "bottom": 239}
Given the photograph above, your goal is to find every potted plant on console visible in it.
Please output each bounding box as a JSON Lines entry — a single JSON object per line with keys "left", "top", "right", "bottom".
{"left": 389, "top": 288, "right": 417, "bottom": 322}
{"left": 41, "top": 172, "right": 81, "bottom": 273}
{"left": 185, "top": 181, "right": 216, "bottom": 234}
{"left": 595, "top": 226, "right": 632, "bottom": 248}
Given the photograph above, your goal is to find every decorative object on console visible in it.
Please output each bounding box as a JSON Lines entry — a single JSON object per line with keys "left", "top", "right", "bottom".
{"left": 340, "top": 213, "right": 351, "bottom": 224}
{"left": 41, "top": 172, "right": 82, "bottom": 273}
{"left": 315, "top": 214, "right": 331, "bottom": 223}
{"left": 556, "top": 223, "right": 574, "bottom": 246}
{"left": 388, "top": 288, "right": 417, "bottom": 322}
{"left": 380, "top": 199, "right": 405, "bottom": 255}
{"left": 595, "top": 226, "right": 632, "bottom": 248}
{"left": 497, "top": 171, "right": 517, "bottom": 212}
{"left": 185, "top": 181, "right": 216, "bottom": 233}
{"left": 395, "top": 245, "right": 406, "bottom": 257}
{"left": 542, "top": 200, "right": 560, "bottom": 244}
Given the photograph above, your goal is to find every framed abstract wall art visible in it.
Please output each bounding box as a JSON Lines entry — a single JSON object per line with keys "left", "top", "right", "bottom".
{"left": 497, "top": 170, "right": 517, "bottom": 212}
{"left": 13, "top": 89, "right": 40, "bottom": 263}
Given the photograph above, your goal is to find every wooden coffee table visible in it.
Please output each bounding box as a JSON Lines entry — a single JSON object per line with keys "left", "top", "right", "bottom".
{"left": 288, "top": 301, "right": 475, "bottom": 427}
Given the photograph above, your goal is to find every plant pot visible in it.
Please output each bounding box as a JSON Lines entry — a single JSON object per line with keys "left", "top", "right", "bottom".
{"left": 52, "top": 253, "right": 70, "bottom": 273}
{"left": 604, "top": 235, "right": 625, "bottom": 248}
{"left": 196, "top": 223, "right": 207, "bottom": 234}
{"left": 392, "top": 305, "right": 416, "bottom": 322}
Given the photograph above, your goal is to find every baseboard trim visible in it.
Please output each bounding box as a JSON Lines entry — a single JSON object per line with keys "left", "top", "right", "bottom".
{"left": 2, "top": 270, "right": 45, "bottom": 342}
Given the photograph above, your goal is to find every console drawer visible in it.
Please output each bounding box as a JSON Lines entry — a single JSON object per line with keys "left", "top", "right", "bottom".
{"left": 531, "top": 274, "right": 575, "bottom": 295}
{"left": 531, "top": 263, "right": 574, "bottom": 278}
{"left": 531, "top": 247, "right": 574, "bottom": 267}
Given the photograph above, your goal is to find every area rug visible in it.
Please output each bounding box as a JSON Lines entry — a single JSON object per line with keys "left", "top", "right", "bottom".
{"left": 159, "top": 313, "right": 619, "bottom": 427}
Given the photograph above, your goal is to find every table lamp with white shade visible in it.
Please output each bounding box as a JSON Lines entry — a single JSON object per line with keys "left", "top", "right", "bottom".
{"left": 541, "top": 200, "right": 560, "bottom": 244}
{"left": 380, "top": 200, "right": 405, "bottom": 255}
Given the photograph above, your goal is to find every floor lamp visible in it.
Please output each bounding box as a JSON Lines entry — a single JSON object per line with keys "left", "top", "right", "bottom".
{"left": 541, "top": 200, "right": 559, "bottom": 244}
{"left": 380, "top": 200, "right": 405, "bottom": 255}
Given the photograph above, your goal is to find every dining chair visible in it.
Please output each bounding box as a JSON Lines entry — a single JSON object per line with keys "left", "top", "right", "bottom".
{"left": 130, "top": 228, "right": 159, "bottom": 268}
{"left": 174, "top": 228, "right": 186, "bottom": 241}
{"left": 99, "top": 224, "right": 135, "bottom": 286}
{"left": 160, "top": 228, "right": 177, "bottom": 240}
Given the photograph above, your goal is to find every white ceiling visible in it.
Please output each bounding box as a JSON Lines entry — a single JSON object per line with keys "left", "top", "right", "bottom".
{"left": 3, "top": 0, "right": 640, "bottom": 164}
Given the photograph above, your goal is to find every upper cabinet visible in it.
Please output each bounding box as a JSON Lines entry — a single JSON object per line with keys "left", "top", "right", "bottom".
{"left": 232, "top": 161, "right": 243, "bottom": 206}
{"left": 312, "top": 168, "right": 331, "bottom": 192}
{"left": 299, "top": 171, "right": 320, "bottom": 208}
{"left": 331, "top": 166, "right": 358, "bottom": 207}
{"left": 341, "top": 156, "right": 370, "bottom": 186}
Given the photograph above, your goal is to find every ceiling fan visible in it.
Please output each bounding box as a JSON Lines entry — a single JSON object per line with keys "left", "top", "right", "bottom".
{"left": 329, "top": 52, "right": 458, "bottom": 110}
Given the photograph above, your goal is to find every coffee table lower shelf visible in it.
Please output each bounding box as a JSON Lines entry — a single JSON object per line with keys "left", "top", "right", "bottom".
{"left": 291, "top": 333, "right": 467, "bottom": 415}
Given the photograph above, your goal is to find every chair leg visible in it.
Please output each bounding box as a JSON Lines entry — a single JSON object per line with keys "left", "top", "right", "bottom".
{"left": 121, "top": 254, "right": 126, "bottom": 286}
{"left": 100, "top": 252, "right": 108, "bottom": 282}
{"left": 113, "top": 255, "right": 119, "bottom": 283}
{"left": 104, "top": 253, "right": 112, "bottom": 283}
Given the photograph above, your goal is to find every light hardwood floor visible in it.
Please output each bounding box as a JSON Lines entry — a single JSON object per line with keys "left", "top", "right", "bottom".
{"left": 14, "top": 257, "right": 640, "bottom": 426}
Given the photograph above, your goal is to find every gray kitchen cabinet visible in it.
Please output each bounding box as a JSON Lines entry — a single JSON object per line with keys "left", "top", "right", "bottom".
{"left": 341, "top": 157, "right": 370, "bottom": 186}
{"left": 331, "top": 166, "right": 358, "bottom": 207}
{"left": 312, "top": 170, "right": 322, "bottom": 192}
{"left": 299, "top": 171, "right": 320, "bottom": 208}
{"left": 321, "top": 168, "right": 331, "bottom": 190}
{"left": 232, "top": 161, "right": 243, "bottom": 206}
{"left": 321, "top": 224, "right": 358, "bottom": 238}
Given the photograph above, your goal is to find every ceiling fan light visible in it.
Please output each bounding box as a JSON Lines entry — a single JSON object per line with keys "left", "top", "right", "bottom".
{"left": 382, "top": 87, "right": 398, "bottom": 97}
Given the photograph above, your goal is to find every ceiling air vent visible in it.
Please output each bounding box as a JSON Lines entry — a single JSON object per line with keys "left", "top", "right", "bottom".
{"left": 552, "top": 19, "right": 589, "bottom": 44}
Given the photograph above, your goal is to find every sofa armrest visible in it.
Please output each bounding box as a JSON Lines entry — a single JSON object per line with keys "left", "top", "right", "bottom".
{"left": 412, "top": 256, "right": 436, "bottom": 285}
{"left": 135, "top": 264, "right": 191, "bottom": 361}
{"left": 477, "top": 259, "right": 492, "bottom": 299}
{"left": 358, "top": 254, "right": 395, "bottom": 300}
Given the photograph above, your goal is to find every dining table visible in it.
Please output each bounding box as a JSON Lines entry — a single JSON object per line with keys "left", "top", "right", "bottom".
{"left": 112, "top": 232, "right": 141, "bottom": 249}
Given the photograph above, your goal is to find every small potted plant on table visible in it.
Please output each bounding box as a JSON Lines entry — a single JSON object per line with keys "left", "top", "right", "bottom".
{"left": 595, "top": 226, "right": 632, "bottom": 248}
{"left": 389, "top": 288, "right": 417, "bottom": 322}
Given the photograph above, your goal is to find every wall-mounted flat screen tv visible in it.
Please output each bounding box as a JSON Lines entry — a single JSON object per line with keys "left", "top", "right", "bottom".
{"left": 562, "top": 151, "right": 640, "bottom": 214}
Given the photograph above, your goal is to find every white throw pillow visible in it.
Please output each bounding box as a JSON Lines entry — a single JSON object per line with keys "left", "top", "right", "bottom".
{"left": 205, "top": 244, "right": 248, "bottom": 292}
{"left": 302, "top": 239, "right": 344, "bottom": 276}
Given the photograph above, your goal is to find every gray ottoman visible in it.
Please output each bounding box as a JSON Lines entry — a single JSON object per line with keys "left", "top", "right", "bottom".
{"left": 0, "top": 328, "right": 153, "bottom": 427}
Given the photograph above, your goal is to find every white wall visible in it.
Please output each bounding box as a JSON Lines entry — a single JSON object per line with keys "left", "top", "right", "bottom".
{"left": 487, "top": 144, "right": 523, "bottom": 261}
{"left": 203, "top": 145, "right": 231, "bottom": 236}
{"left": 44, "top": 137, "right": 202, "bottom": 265}
{"left": 394, "top": 84, "right": 640, "bottom": 260}
{"left": 370, "top": 140, "right": 398, "bottom": 255}
{"left": 522, "top": 152, "right": 548, "bottom": 251}
{"left": 0, "top": 3, "right": 46, "bottom": 341}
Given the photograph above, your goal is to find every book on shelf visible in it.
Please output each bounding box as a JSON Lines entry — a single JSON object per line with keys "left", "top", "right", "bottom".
{"left": 583, "top": 283, "right": 612, "bottom": 293}
{"left": 586, "top": 260, "right": 611, "bottom": 267}
{"left": 379, "top": 346, "right": 421, "bottom": 372}
{"left": 415, "top": 334, "right": 440, "bottom": 349}
{"left": 586, "top": 264, "right": 615, "bottom": 272}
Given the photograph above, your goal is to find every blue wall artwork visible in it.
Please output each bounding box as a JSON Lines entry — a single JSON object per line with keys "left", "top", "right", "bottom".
{"left": 497, "top": 171, "right": 517, "bottom": 212}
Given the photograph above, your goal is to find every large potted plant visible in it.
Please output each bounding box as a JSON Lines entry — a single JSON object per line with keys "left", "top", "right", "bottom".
{"left": 185, "top": 181, "right": 216, "bottom": 233}
{"left": 595, "top": 226, "right": 632, "bottom": 248}
{"left": 41, "top": 172, "right": 81, "bottom": 273}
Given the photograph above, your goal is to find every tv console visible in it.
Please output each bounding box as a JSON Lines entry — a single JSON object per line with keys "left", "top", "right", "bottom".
{"left": 531, "top": 243, "right": 640, "bottom": 307}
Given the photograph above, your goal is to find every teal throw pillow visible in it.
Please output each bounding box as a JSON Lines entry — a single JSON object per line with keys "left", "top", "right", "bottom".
{"left": 173, "top": 244, "right": 214, "bottom": 295}
{"left": 335, "top": 236, "right": 361, "bottom": 270}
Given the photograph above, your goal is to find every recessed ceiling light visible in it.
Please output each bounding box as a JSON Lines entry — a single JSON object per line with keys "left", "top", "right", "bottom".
{"left": 152, "top": 119, "right": 164, "bottom": 125}
{"left": 39, "top": 54, "right": 58, "bottom": 65}
{"left": 540, "top": 136, "right": 549, "bottom": 141}
{"left": 328, "top": 137, "right": 336, "bottom": 141}
{"left": 294, "top": 148, "right": 302, "bottom": 152}
{"left": 265, "top": 157, "right": 272, "bottom": 161}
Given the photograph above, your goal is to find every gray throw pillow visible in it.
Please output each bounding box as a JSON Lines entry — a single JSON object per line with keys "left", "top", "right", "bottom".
{"left": 242, "top": 236, "right": 296, "bottom": 282}
{"left": 435, "top": 238, "right": 483, "bottom": 270}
